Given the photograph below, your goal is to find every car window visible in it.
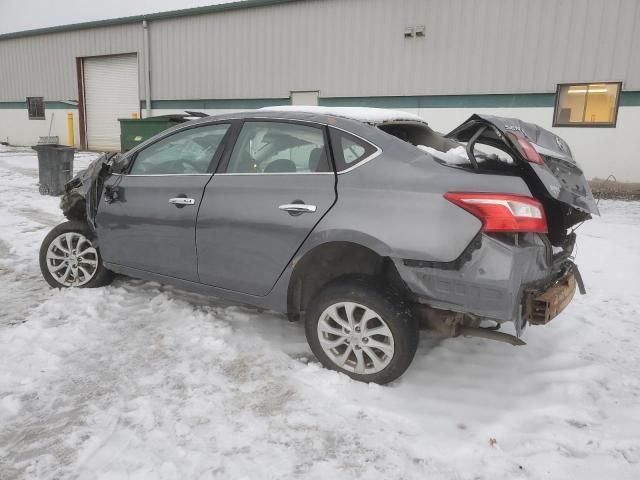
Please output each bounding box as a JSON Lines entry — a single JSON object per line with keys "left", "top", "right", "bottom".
{"left": 226, "top": 121, "right": 331, "bottom": 173}
{"left": 329, "top": 128, "right": 378, "bottom": 172}
{"left": 130, "top": 124, "right": 230, "bottom": 175}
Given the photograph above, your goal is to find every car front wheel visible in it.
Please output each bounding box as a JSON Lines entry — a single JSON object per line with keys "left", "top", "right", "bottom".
{"left": 305, "top": 275, "right": 419, "bottom": 384}
{"left": 39, "top": 221, "right": 114, "bottom": 288}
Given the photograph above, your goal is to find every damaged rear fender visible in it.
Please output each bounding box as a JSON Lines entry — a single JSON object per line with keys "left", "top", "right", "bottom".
{"left": 395, "top": 232, "right": 555, "bottom": 335}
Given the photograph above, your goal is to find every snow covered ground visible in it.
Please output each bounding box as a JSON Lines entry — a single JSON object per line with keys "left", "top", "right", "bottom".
{"left": 0, "top": 145, "right": 639, "bottom": 479}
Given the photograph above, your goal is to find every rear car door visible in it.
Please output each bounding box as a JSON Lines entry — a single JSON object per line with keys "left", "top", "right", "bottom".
{"left": 96, "top": 122, "right": 231, "bottom": 281}
{"left": 196, "top": 120, "right": 336, "bottom": 295}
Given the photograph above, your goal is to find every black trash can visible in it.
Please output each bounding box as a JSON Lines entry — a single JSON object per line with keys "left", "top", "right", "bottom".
{"left": 31, "top": 144, "right": 75, "bottom": 196}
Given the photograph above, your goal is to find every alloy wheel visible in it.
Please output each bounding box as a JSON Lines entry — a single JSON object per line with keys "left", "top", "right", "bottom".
{"left": 45, "top": 232, "right": 99, "bottom": 287}
{"left": 317, "top": 301, "right": 395, "bottom": 374}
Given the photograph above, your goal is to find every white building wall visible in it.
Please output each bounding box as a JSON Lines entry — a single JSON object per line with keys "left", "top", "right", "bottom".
{"left": 1, "top": 104, "right": 637, "bottom": 182}
{"left": 0, "top": 109, "right": 81, "bottom": 147}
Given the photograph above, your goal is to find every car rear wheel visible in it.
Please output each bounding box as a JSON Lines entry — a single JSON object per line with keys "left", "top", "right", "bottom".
{"left": 305, "top": 275, "right": 419, "bottom": 384}
{"left": 39, "top": 221, "right": 114, "bottom": 288}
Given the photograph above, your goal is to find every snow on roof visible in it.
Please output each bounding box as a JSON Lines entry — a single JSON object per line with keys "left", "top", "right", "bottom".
{"left": 260, "top": 106, "right": 427, "bottom": 125}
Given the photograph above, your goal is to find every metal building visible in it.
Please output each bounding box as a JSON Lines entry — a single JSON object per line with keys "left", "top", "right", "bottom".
{"left": 1, "top": 0, "right": 639, "bottom": 180}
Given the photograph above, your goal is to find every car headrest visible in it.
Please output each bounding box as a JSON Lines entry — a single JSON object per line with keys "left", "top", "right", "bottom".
{"left": 264, "top": 158, "right": 296, "bottom": 173}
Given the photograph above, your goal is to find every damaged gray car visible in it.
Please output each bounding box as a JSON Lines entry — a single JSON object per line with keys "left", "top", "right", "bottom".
{"left": 39, "top": 107, "right": 598, "bottom": 384}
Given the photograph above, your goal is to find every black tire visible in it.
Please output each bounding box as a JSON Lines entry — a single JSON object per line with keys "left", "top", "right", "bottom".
{"left": 39, "top": 220, "right": 114, "bottom": 289}
{"left": 305, "top": 275, "right": 419, "bottom": 384}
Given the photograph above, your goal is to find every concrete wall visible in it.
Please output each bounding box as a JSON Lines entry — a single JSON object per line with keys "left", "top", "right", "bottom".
{"left": 0, "top": 108, "right": 81, "bottom": 147}
{"left": 2, "top": 103, "right": 638, "bottom": 181}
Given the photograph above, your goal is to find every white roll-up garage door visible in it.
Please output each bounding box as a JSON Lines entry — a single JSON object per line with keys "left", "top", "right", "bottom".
{"left": 84, "top": 54, "right": 140, "bottom": 151}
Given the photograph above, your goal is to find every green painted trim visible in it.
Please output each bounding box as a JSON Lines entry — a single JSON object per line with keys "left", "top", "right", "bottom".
{"left": 321, "top": 91, "right": 640, "bottom": 109}
{"left": 620, "top": 91, "right": 640, "bottom": 107}
{"left": 0, "top": 101, "right": 78, "bottom": 109}
{"left": 2, "top": 92, "right": 638, "bottom": 111}
{"left": 0, "top": 102, "right": 27, "bottom": 109}
{"left": 150, "top": 98, "right": 291, "bottom": 110}
{"left": 46, "top": 101, "right": 79, "bottom": 109}
{"left": 0, "top": 0, "right": 301, "bottom": 39}
{"left": 320, "top": 93, "right": 556, "bottom": 109}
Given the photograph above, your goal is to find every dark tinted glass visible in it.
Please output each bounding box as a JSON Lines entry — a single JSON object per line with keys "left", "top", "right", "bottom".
{"left": 329, "top": 128, "right": 377, "bottom": 171}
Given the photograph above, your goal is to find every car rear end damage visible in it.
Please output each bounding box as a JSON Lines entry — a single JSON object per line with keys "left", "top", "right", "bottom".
{"left": 375, "top": 114, "right": 597, "bottom": 340}
{"left": 395, "top": 230, "right": 581, "bottom": 337}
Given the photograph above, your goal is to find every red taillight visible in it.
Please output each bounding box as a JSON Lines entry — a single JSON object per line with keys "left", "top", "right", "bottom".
{"left": 444, "top": 192, "right": 548, "bottom": 233}
{"left": 506, "top": 131, "right": 544, "bottom": 165}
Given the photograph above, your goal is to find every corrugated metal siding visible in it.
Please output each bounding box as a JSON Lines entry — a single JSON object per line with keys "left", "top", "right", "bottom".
{"left": 1, "top": 0, "right": 639, "bottom": 102}
{"left": 0, "top": 23, "right": 144, "bottom": 101}
{"left": 148, "top": 0, "right": 640, "bottom": 99}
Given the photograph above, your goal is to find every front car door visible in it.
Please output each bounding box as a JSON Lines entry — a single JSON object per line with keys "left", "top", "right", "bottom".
{"left": 96, "top": 122, "right": 232, "bottom": 281}
{"left": 196, "top": 120, "right": 336, "bottom": 295}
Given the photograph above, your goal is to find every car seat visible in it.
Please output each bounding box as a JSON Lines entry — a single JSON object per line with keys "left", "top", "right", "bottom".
{"left": 308, "top": 147, "right": 330, "bottom": 172}
{"left": 264, "top": 158, "right": 296, "bottom": 173}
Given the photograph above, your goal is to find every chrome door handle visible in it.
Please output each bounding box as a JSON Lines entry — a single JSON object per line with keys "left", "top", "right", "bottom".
{"left": 279, "top": 203, "right": 317, "bottom": 213}
{"left": 169, "top": 197, "right": 195, "bottom": 205}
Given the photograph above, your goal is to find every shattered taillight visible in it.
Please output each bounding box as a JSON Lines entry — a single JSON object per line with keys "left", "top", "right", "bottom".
{"left": 444, "top": 192, "right": 548, "bottom": 233}
{"left": 506, "top": 131, "right": 544, "bottom": 165}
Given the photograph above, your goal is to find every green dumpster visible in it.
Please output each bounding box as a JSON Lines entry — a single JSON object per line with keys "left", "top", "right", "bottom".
{"left": 118, "top": 114, "right": 191, "bottom": 152}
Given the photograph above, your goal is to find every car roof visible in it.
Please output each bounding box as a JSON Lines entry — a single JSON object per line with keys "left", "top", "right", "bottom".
{"left": 186, "top": 106, "right": 427, "bottom": 128}
{"left": 259, "top": 106, "right": 427, "bottom": 125}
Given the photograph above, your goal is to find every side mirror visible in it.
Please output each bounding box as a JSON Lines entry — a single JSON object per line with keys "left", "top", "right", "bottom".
{"left": 109, "top": 153, "right": 132, "bottom": 174}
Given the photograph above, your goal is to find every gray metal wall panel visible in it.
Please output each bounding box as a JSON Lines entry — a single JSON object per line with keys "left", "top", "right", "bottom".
{"left": 1, "top": 0, "right": 639, "bottom": 102}
{"left": 148, "top": 0, "right": 640, "bottom": 99}
{"left": 0, "top": 23, "right": 144, "bottom": 101}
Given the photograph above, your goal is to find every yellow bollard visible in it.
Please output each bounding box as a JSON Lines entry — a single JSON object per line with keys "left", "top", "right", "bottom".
{"left": 131, "top": 112, "right": 139, "bottom": 119}
{"left": 67, "top": 112, "right": 75, "bottom": 147}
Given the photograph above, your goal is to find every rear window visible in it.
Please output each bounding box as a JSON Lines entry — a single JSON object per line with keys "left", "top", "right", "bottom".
{"left": 329, "top": 128, "right": 377, "bottom": 171}
{"left": 378, "top": 122, "right": 515, "bottom": 169}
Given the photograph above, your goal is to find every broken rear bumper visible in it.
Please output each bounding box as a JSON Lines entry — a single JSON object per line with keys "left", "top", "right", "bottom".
{"left": 394, "top": 233, "right": 580, "bottom": 335}
{"left": 523, "top": 268, "right": 579, "bottom": 325}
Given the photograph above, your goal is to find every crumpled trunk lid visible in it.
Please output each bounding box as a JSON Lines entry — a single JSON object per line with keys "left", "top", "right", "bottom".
{"left": 446, "top": 114, "right": 599, "bottom": 215}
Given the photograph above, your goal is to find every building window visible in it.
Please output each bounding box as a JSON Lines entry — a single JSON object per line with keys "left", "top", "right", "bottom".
{"left": 553, "top": 82, "right": 621, "bottom": 127}
{"left": 27, "top": 97, "right": 45, "bottom": 120}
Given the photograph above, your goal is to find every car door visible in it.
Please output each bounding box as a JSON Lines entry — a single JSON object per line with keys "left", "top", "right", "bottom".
{"left": 196, "top": 119, "right": 336, "bottom": 295}
{"left": 96, "top": 122, "right": 232, "bottom": 281}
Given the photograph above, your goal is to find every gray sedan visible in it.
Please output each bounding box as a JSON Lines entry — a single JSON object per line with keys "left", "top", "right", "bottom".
{"left": 39, "top": 107, "right": 598, "bottom": 384}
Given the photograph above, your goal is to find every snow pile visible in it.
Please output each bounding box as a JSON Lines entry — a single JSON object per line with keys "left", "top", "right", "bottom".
{"left": 1, "top": 147, "right": 640, "bottom": 479}
{"left": 260, "top": 106, "right": 427, "bottom": 125}
{"left": 418, "top": 145, "right": 470, "bottom": 165}
{"left": 418, "top": 145, "right": 515, "bottom": 166}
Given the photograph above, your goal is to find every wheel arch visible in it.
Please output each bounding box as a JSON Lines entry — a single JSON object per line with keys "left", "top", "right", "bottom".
{"left": 286, "top": 239, "right": 406, "bottom": 321}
